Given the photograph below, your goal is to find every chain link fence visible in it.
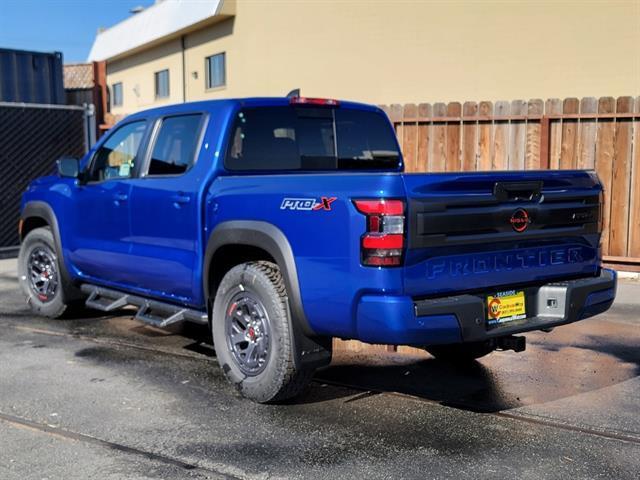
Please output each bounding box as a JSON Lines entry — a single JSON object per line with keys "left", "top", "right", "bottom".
{"left": 0, "top": 102, "right": 93, "bottom": 255}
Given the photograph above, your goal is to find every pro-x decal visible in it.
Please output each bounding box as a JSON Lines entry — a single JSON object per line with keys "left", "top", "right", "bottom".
{"left": 280, "top": 197, "right": 337, "bottom": 211}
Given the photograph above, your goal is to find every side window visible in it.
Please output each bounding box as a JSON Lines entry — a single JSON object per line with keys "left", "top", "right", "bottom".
{"left": 89, "top": 121, "right": 146, "bottom": 182}
{"left": 112, "top": 82, "right": 123, "bottom": 107}
{"left": 147, "top": 114, "right": 203, "bottom": 176}
{"left": 226, "top": 107, "right": 300, "bottom": 171}
{"left": 205, "top": 52, "right": 226, "bottom": 89}
{"left": 155, "top": 69, "right": 169, "bottom": 98}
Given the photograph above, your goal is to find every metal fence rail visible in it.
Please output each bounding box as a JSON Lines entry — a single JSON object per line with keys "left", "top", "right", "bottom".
{"left": 0, "top": 102, "right": 92, "bottom": 253}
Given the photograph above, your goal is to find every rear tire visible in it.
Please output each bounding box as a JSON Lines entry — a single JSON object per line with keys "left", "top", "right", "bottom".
{"left": 211, "top": 261, "right": 313, "bottom": 403}
{"left": 425, "top": 339, "right": 497, "bottom": 363}
{"left": 18, "top": 227, "right": 74, "bottom": 318}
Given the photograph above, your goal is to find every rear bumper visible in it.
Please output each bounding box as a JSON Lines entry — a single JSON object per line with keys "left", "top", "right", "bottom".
{"left": 355, "top": 268, "right": 617, "bottom": 346}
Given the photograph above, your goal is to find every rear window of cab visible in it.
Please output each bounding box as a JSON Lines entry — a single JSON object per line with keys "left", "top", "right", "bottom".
{"left": 224, "top": 106, "right": 401, "bottom": 172}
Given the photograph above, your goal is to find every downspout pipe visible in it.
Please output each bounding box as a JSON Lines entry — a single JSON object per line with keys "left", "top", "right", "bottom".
{"left": 181, "top": 35, "right": 186, "bottom": 103}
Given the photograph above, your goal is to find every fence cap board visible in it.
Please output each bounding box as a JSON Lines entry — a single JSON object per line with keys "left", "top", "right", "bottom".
{"left": 617, "top": 96, "right": 634, "bottom": 113}
{"left": 528, "top": 99, "right": 544, "bottom": 115}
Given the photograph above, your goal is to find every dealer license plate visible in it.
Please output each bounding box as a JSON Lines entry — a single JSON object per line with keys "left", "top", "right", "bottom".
{"left": 486, "top": 290, "right": 526, "bottom": 327}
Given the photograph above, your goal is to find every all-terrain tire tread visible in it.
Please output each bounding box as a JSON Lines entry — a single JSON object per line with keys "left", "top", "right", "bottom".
{"left": 18, "top": 227, "right": 70, "bottom": 319}
{"left": 249, "top": 261, "right": 312, "bottom": 403}
{"left": 212, "top": 260, "right": 313, "bottom": 403}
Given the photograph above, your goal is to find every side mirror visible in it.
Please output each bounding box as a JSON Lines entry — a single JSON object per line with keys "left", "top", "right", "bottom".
{"left": 57, "top": 157, "right": 80, "bottom": 179}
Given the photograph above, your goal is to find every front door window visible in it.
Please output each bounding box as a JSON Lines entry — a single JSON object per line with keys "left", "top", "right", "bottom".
{"left": 89, "top": 121, "right": 146, "bottom": 181}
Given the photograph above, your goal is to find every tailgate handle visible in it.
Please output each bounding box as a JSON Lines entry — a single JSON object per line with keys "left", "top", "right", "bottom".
{"left": 494, "top": 181, "right": 543, "bottom": 202}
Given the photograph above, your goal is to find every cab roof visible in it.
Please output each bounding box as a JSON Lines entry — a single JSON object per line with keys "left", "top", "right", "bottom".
{"left": 124, "top": 97, "right": 382, "bottom": 122}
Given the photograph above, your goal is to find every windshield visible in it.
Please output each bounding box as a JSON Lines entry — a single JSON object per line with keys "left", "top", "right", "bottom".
{"left": 225, "top": 106, "right": 401, "bottom": 171}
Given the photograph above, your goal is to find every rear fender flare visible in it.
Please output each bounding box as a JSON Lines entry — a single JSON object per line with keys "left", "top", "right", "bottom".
{"left": 204, "top": 220, "right": 310, "bottom": 334}
{"left": 204, "top": 221, "right": 331, "bottom": 369}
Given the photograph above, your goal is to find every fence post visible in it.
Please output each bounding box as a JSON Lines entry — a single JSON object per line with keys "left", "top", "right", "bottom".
{"left": 84, "top": 103, "right": 97, "bottom": 150}
{"left": 539, "top": 115, "right": 550, "bottom": 169}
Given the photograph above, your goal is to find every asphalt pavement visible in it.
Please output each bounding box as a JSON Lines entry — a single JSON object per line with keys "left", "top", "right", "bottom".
{"left": 0, "top": 258, "right": 638, "bottom": 479}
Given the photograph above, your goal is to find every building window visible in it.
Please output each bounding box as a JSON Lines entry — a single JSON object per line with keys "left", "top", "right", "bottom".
{"left": 155, "top": 69, "right": 170, "bottom": 98}
{"left": 112, "top": 82, "right": 123, "bottom": 107}
{"left": 205, "top": 52, "right": 226, "bottom": 89}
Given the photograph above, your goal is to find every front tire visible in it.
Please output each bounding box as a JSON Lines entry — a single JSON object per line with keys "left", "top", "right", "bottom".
{"left": 18, "top": 227, "right": 72, "bottom": 318}
{"left": 424, "top": 339, "right": 497, "bottom": 363}
{"left": 211, "top": 261, "right": 313, "bottom": 403}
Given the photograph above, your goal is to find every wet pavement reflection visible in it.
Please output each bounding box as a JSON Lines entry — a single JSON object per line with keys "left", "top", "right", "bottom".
{"left": 319, "top": 315, "right": 640, "bottom": 413}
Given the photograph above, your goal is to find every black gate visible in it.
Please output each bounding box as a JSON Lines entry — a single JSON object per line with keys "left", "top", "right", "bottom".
{"left": 0, "top": 103, "right": 91, "bottom": 254}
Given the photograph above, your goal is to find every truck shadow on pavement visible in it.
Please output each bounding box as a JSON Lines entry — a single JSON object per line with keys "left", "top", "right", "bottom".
{"left": 316, "top": 320, "right": 640, "bottom": 413}
{"left": 164, "top": 321, "right": 640, "bottom": 413}
{"left": 317, "top": 357, "right": 516, "bottom": 412}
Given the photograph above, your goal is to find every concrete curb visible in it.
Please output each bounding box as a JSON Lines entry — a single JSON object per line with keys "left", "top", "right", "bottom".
{"left": 616, "top": 271, "right": 640, "bottom": 281}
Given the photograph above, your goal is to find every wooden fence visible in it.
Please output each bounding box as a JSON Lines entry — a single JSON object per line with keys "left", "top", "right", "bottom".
{"left": 381, "top": 96, "right": 640, "bottom": 270}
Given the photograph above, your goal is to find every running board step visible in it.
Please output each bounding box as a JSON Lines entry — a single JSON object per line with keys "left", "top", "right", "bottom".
{"left": 80, "top": 284, "right": 208, "bottom": 327}
{"left": 135, "top": 302, "right": 188, "bottom": 328}
{"left": 84, "top": 288, "right": 130, "bottom": 312}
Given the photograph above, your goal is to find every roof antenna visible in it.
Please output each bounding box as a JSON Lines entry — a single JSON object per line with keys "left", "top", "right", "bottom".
{"left": 286, "top": 88, "right": 300, "bottom": 98}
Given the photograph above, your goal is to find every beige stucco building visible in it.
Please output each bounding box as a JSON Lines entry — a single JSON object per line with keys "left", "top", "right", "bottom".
{"left": 89, "top": 0, "right": 640, "bottom": 118}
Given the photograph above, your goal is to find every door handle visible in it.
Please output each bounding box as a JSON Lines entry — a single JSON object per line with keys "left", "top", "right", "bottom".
{"left": 171, "top": 193, "right": 191, "bottom": 205}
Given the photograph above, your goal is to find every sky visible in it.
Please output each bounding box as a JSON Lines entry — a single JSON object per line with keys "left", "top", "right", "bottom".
{"left": 0, "top": 0, "right": 156, "bottom": 63}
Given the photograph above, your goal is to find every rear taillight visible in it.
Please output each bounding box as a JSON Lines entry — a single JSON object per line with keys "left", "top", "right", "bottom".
{"left": 353, "top": 199, "right": 405, "bottom": 267}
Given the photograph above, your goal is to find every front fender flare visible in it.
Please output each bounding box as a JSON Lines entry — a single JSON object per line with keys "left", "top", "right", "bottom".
{"left": 21, "top": 201, "right": 80, "bottom": 299}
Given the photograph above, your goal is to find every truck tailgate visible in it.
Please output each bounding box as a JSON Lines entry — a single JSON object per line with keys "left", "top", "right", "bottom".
{"left": 402, "top": 170, "right": 602, "bottom": 298}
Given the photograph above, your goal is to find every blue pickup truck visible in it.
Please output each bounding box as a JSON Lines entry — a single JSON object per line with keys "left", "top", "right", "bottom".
{"left": 18, "top": 96, "right": 616, "bottom": 402}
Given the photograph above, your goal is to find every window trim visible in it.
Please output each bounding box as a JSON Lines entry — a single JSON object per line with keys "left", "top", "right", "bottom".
{"left": 154, "top": 69, "right": 170, "bottom": 99}
{"left": 112, "top": 82, "right": 123, "bottom": 107}
{"left": 138, "top": 112, "right": 209, "bottom": 179}
{"left": 85, "top": 119, "right": 150, "bottom": 184}
{"left": 205, "top": 52, "right": 226, "bottom": 90}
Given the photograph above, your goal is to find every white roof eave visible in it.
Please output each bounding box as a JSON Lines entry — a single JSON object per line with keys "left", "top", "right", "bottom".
{"left": 88, "top": 0, "right": 226, "bottom": 62}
